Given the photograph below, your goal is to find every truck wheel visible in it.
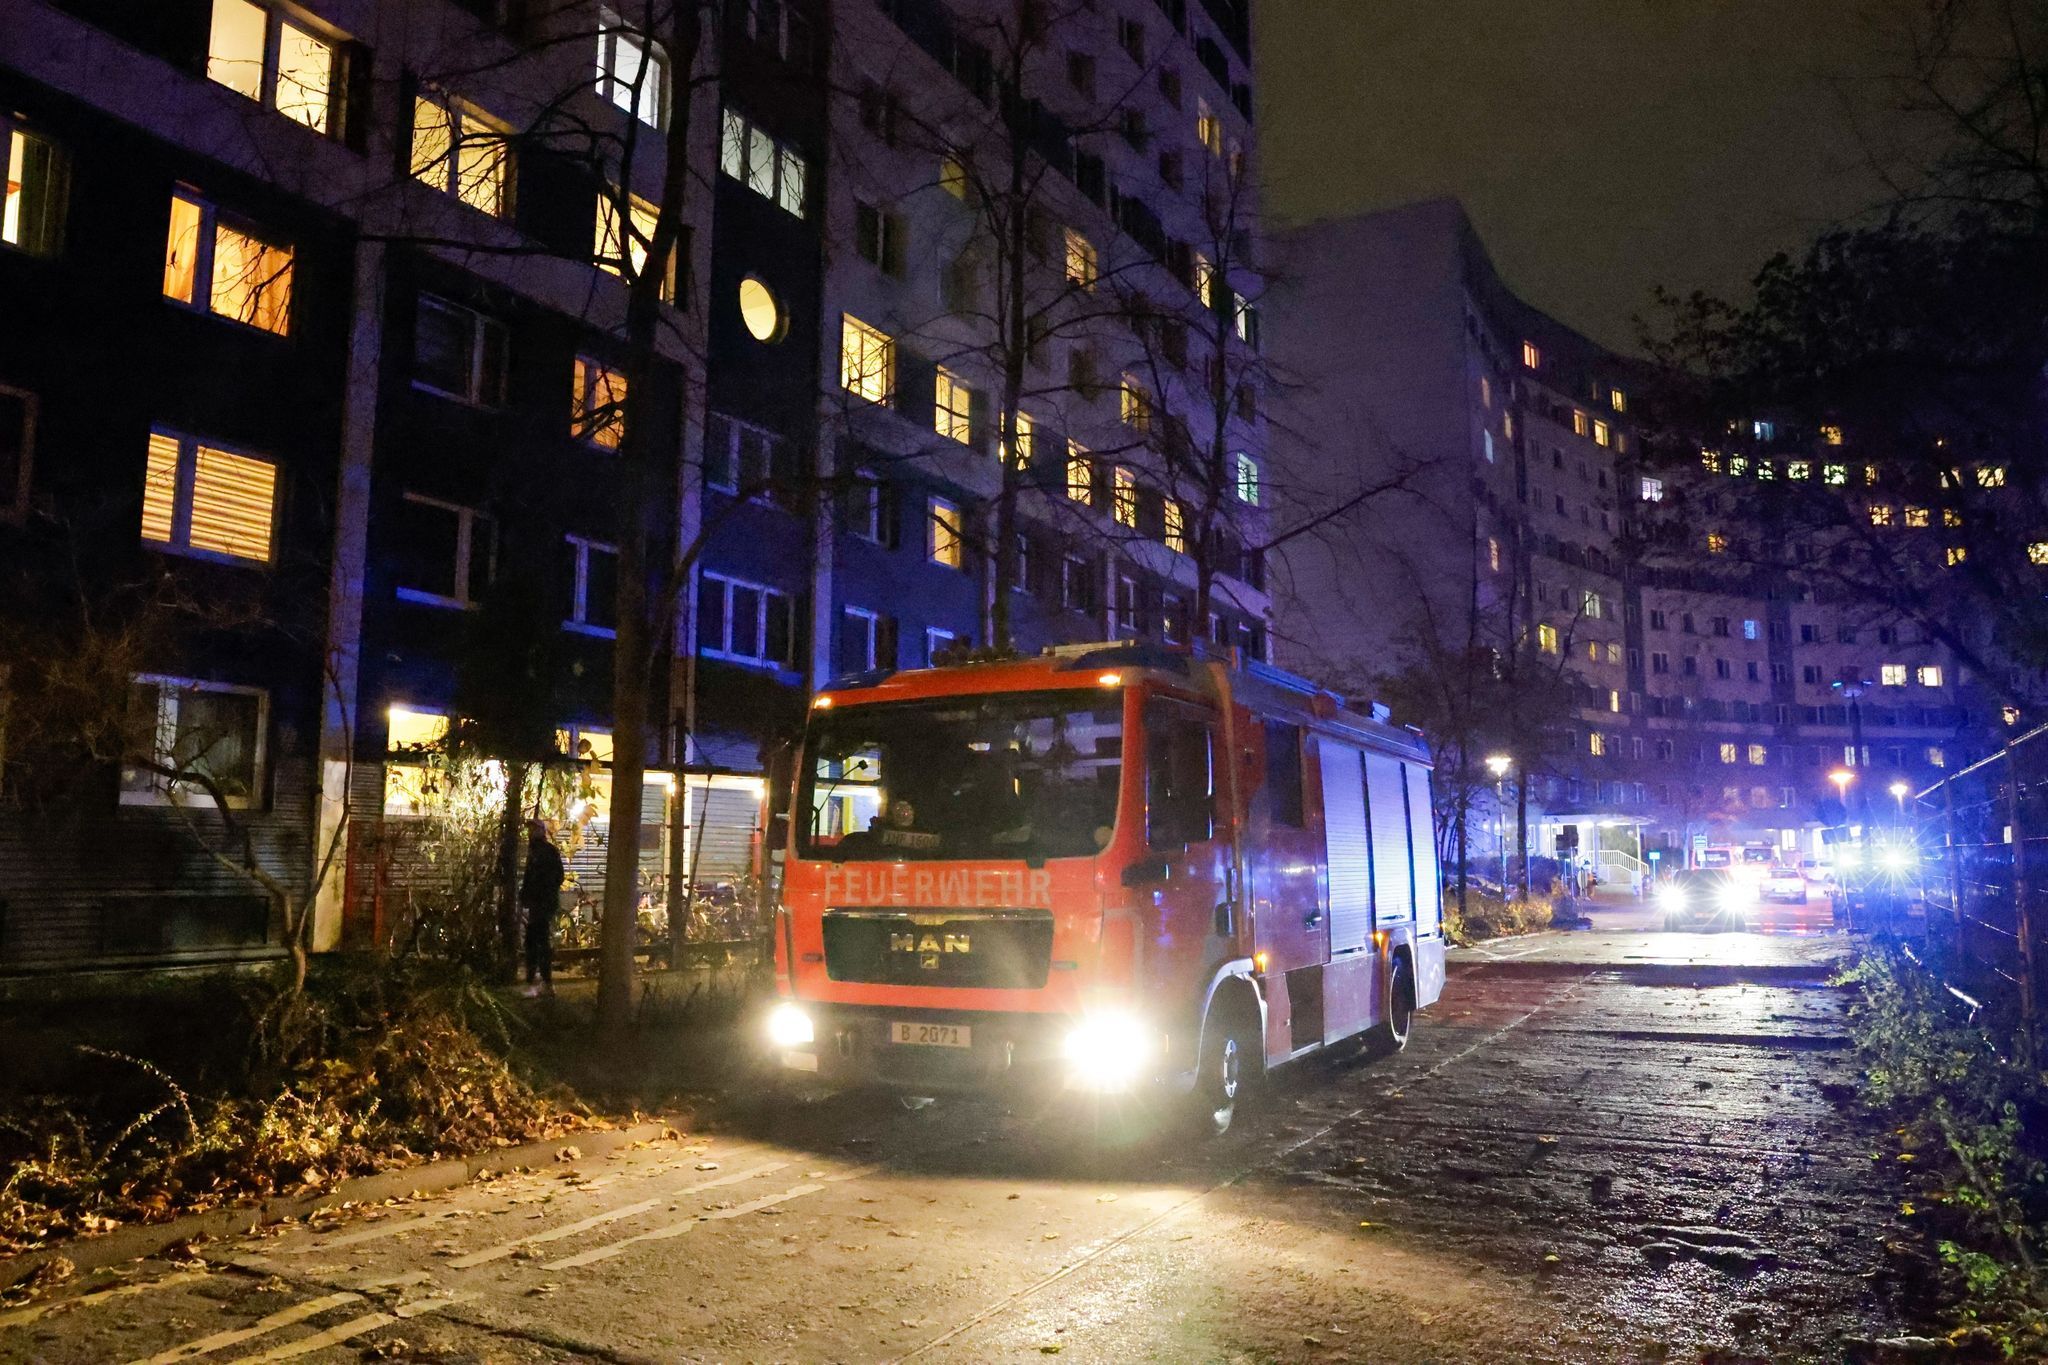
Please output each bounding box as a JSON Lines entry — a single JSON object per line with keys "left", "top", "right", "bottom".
{"left": 1367, "top": 955, "right": 1416, "bottom": 1056}
{"left": 1188, "top": 1002, "right": 1256, "bottom": 1138}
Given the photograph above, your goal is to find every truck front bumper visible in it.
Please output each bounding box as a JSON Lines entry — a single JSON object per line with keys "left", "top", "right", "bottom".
{"left": 765, "top": 1002, "right": 1190, "bottom": 1098}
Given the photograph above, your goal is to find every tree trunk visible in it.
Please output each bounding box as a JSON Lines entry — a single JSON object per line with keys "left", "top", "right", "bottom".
{"left": 495, "top": 756, "right": 528, "bottom": 980}
{"left": 1515, "top": 767, "right": 1530, "bottom": 901}
{"left": 595, "top": 5, "right": 701, "bottom": 1034}
{"left": 1455, "top": 792, "right": 1468, "bottom": 919}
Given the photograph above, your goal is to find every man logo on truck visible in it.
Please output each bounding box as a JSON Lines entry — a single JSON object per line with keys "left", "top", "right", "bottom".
{"left": 888, "top": 931, "right": 973, "bottom": 970}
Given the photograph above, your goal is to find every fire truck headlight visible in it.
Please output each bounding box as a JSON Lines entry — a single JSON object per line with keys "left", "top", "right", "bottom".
{"left": 1879, "top": 847, "right": 1914, "bottom": 873}
{"left": 766, "top": 1002, "right": 814, "bottom": 1049}
{"left": 1656, "top": 885, "right": 1688, "bottom": 913}
{"left": 1062, "top": 1011, "right": 1155, "bottom": 1091}
{"left": 1715, "top": 883, "right": 1748, "bottom": 914}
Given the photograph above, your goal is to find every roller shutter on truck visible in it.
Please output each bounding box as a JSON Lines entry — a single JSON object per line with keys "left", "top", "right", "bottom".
{"left": 1403, "top": 762, "right": 1443, "bottom": 937}
{"left": 1363, "top": 753, "right": 1414, "bottom": 926}
{"left": 1317, "top": 741, "right": 1373, "bottom": 955}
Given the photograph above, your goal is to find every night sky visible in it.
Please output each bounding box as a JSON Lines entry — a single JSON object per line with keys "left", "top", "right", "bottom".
{"left": 1256, "top": 2, "right": 1918, "bottom": 353}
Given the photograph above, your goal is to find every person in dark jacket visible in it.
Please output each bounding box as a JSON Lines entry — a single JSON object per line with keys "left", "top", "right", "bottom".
{"left": 521, "top": 819, "right": 566, "bottom": 996}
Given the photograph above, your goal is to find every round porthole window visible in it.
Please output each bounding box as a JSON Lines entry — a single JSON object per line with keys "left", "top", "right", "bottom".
{"left": 738, "top": 276, "right": 786, "bottom": 343}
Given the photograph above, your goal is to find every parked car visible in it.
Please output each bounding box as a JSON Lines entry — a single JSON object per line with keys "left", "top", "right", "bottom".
{"left": 1760, "top": 865, "right": 1808, "bottom": 904}
{"left": 1656, "top": 870, "right": 1748, "bottom": 932}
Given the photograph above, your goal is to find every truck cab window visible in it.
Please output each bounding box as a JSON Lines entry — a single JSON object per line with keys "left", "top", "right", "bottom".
{"left": 1145, "top": 702, "right": 1214, "bottom": 849}
{"left": 1263, "top": 721, "right": 1305, "bottom": 828}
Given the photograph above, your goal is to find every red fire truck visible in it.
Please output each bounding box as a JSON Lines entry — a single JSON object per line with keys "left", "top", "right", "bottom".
{"left": 760, "top": 642, "right": 1446, "bottom": 1134}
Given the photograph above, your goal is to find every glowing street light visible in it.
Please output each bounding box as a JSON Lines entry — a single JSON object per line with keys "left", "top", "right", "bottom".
{"left": 1485, "top": 753, "right": 1512, "bottom": 779}
{"left": 1888, "top": 779, "right": 1910, "bottom": 813}
{"left": 1829, "top": 768, "right": 1854, "bottom": 800}
{"left": 1485, "top": 754, "right": 1513, "bottom": 888}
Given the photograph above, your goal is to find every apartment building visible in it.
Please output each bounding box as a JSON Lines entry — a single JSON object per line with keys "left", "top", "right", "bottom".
{"left": 1267, "top": 199, "right": 1981, "bottom": 875}
{"left": 0, "top": 0, "right": 1270, "bottom": 971}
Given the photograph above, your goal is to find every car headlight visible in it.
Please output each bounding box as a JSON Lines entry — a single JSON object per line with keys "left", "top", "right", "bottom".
{"left": 1062, "top": 1010, "right": 1156, "bottom": 1092}
{"left": 1716, "top": 883, "right": 1748, "bottom": 913}
{"left": 1656, "top": 885, "right": 1688, "bottom": 912}
{"left": 766, "top": 1001, "right": 814, "bottom": 1049}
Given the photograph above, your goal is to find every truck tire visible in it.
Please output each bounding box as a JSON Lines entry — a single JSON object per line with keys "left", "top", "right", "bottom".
{"left": 1188, "top": 998, "right": 1257, "bottom": 1139}
{"left": 1367, "top": 954, "right": 1416, "bottom": 1056}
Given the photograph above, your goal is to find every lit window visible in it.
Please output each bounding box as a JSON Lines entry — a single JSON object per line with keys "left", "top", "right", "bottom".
{"left": 1120, "top": 376, "right": 1151, "bottom": 431}
{"left": 163, "top": 191, "right": 293, "bottom": 336}
{"left": 1608, "top": 690, "right": 1620, "bottom": 713}
{"left": 598, "top": 12, "right": 669, "bottom": 127}
{"left": 1879, "top": 664, "right": 1906, "bottom": 686}
{"left": 1066, "top": 441, "right": 1092, "bottom": 504}
{"left": 412, "top": 294, "right": 508, "bottom": 407}
{"left": 938, "top": 154, "right": 968, "bottom": 199}
{"left": 1904, "top": 505, "right": 1929, "bottom": 527}
{"left": 1572, "top": 410, "right": 1589, "bottom": 437}
{"left": 1748, "top": 744, "right": 1767, "bottom": 766}
{"left": 935, "top": 367, "right": 974, "bottom": 445}
{"left": 1787, "top": 460, "right": 1810, "bottom": 480}
{"left": 737, "top": 276, "right": 784, "bottom": 342}
{"left": 719, "top": 110, "right": 806, "bottom": 216}
{"left": 1004, "top": 411, "right": 1034, "bottom": 471}
{"left": 1719, "top": 743, "right": 1738, "bottom": 764}
{"left": 1701, "top": 449, "right": 1722, "bottom": 474}
{"left": 1483, "top": 430, "right": 1496, "bottom": 464}
{"left": 386, "top": 706, "right": 449, "bottom": 754}
{"left": 1521, "top": 340, "right": 1540, "bottom": 369}
{"left": 1928, "top": 746, "right": 1946, "bottom": 768}
{"left": 1943, "top": 508, "right": 1963, "bottom": 528}
{"left": 1581, "top": 589, "right": 1602, "bottom": 619}
{"left": 1823, "top": 464, "right": 1847, "bottom": 486}
{"left": 1639, "top": 475, "right": 1663, "bottom": 502}
{"left": 1, "top": 121, "right": 66, "bottom": 256}
{"left": 141, "top": 430, "right": 277, "bottom": 564}
{"left": 2030, "top": 542, "right": 2048, "bottom": 565}
{"left": 1742, "top": 619, "right": 1759, "bottom": 640}
{"left": 1706, "top": 532, "right": 1727, "bottom": 554}
{"left": 1504, "top": 411, "right": 1515, "bottom": 438}
{"left": 1064, "top": 228, "right": 1097, "bottom": 289}
{"left": 411, "top": 95, "right": 509, "bottom": 217}
{"left": 929, "top": 497, "right": 963, "bottom": 568}
{"left": 1234, "top": 452, "right": 1261, "bottom": 506}
{"left": 1196, "top": 99, "right": 1223, "bottom": 155}
{"left": 1193, "top": 251, "right": 1215, "bottom": 308}
{"left": 1480, "top": 376, "right": 1492, "bottom": 408}
{"left": 596, "top": 190, "right": 675, "bottom": 299}
{"left": 1233, "top": 294, "right": 1258, "bottom": 347}
{"left": 1752, "top": 420, "right": 1775, "bottom": 441}
{"left": 1756, "top": 459, "right": 1775, "bottom": 480}
{"left": 1592, "top": 419, "right": 1610, "bottom": 447}
{"left": 1946, "top": 545, "right": 1967, "bottom": 566}
{"left": 121, "top": 675, "right": 268, "bottom": 808}
{"left": 1918, "top": 665, "right": 1943, "bottom": 687}
{"left": 572, "top": 356, "right": 627, "bottom": 450}
{"left": 1585, "top": 641, "right": 1599, "bottom": 662}
{"left": 1487, "top": 536, "right": 1501, "bottom": 572}
{"left": 1821, "top": 424, "right": 1843, "bottom": 446}
{"left": 1728, "top": 455, "right": 1749, "bottom": 477}
{"left": 1607, "top": 642, "right": 1621, "bottom": 664}
{"left": 1164, "top": 499, "right": 1186, "bottom": 553}
{"left": 1977, "top": 466, "right": 2006, "bottom": 488}
{"left": 207, "top": 0, "right": 337, "bottom": 135}
{"left": 1609, "top": 387, "right": 1626, "bottom": 412}
{"left": 562, "top": 535, "right": 619, "bottom": 637}
{"left": 1588, "top": 733, "right": 1606, "bottom": 757}
{"left": 1869, "top": 505, "right": 1893, "bottom": 527}
{"left": 1536, "top": 623, "right": 1559, "bottom": 654}
{"left": 394, "top": 493, "right": 493, "bottom": 607}
{"left": 697, "top": 573, "right": 794, "bottom": 667}
{"left": 840, "top": 315, "right": 893, "bottom": 403}
{"left": 1113, "top": 466, "right": 1138, "bottom": 527}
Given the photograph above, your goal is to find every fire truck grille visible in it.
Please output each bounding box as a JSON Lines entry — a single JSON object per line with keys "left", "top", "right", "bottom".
{"left": 821, "top": 910, "right": 1055, "bottom": 990}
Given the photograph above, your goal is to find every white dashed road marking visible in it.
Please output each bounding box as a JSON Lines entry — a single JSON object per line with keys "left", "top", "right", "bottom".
{"left": 0, "top": 1270, "right": 211, "bottom": 1330}
{"left": 126, "top": 1291, "right": 363, "bottom": 1364}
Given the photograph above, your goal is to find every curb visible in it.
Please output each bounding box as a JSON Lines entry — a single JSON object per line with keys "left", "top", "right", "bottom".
{"left": 0, "top": 1115, "right": 688, "bottom": 1292}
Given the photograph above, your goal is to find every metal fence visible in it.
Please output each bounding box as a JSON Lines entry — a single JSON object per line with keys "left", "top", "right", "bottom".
{"left": 1912, "top": 723, "right": 2047, "bottom": 1057}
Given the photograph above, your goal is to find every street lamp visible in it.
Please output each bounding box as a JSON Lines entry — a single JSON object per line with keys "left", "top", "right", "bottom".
{"left": 1888, "top": 779, "right": 1910, "bottom": 815}
{"left": 1829, "top": 768, "right": 1854, "bottom": 801}
{"left": 1485, "top": 754, "right": 1513, "bottom": 889}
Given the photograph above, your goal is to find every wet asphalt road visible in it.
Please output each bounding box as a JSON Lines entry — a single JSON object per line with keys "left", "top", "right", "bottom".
{"left": 1, "top": 895, "right": 1915, "bottom": 1363}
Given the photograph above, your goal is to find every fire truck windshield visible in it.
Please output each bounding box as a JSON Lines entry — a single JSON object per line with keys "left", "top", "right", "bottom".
{"left": 797, "top": 691, "right": 1124, "bottom": 863}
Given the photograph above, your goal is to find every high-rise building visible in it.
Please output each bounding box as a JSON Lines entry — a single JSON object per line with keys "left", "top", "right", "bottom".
{"left": 1267, "top": 199, "right": 1980, "bottom": 877}
{"left": 0, "top": 0, "right": 1268, "bottom": 970}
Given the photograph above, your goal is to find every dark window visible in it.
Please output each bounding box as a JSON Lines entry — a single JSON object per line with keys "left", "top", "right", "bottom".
{"left": 1263, "top": 722, "right": 1304, "bottom": 828}
{"left": 0, "top": 386, "right": 33, "bottom": 520}
{"left": 1066, "top": 50, "right": 1095, "bottom": 95}
{"left": 1146, "top": 701, "right": 1214, "bottom": 849}
{"left": 413, "top": 294, "right": 508, "bottom": 406}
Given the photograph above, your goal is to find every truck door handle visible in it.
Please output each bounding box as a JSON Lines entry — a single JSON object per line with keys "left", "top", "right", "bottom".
{"left": 1304, "top": 912, "right": 1324, "bottom": 930}
{"left": 1121, "top": 856, "right": 1170, "bottom": 888}
{"left": 1213, "top": 901, "right": 1235, "bottom": 936}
